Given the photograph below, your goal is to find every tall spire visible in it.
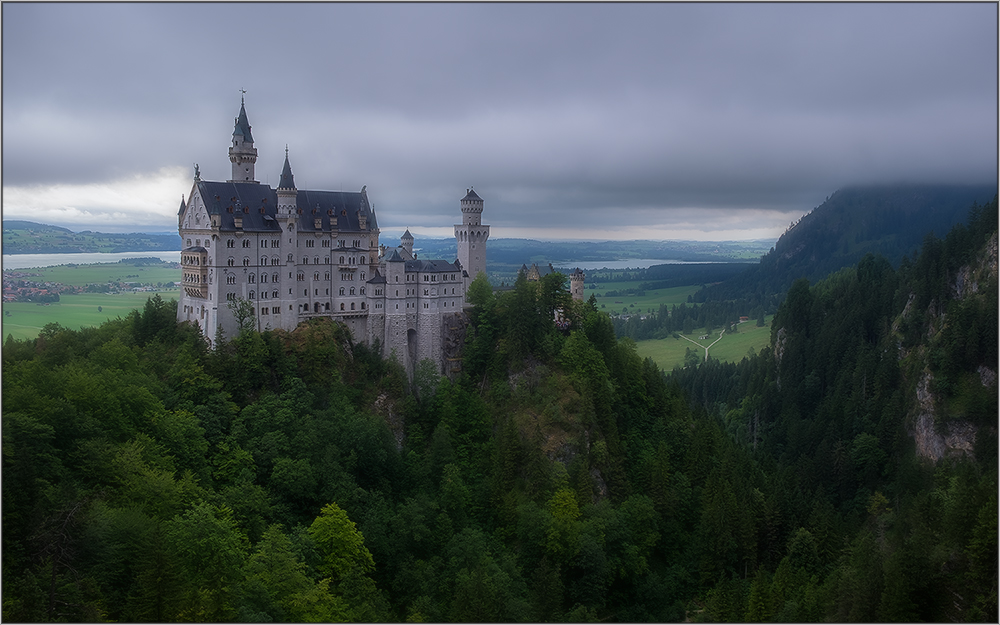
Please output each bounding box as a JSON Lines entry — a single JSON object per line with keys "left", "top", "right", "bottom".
{"left": 228, "top": 96, "right": 258, "bottom": 183}
{"left": 278, "top": 146, "right": 296, "bottom": 190}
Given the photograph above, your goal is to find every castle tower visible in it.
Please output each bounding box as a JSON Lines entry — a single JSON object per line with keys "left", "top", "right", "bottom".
{"left": 570, "top": 267, "right": 586, "bottom": 302}
{"left": 228, "top": 96, "right": 258, "bottom": 183}
{"left": 276, "top": 148, "right": 298, "bottom": 330}
{"left": 401, "top": 229, "right": 414, "bottom": 258}
{"left": 455, "top": 187, "right": 489, "bottom": 287}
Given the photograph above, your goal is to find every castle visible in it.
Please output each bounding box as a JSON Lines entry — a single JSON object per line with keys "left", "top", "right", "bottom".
{"left": 177, "top": 99, "right": 491, "bottom": 376}
{"left": 178, "top": 100, "right": 585, "bottom": 375}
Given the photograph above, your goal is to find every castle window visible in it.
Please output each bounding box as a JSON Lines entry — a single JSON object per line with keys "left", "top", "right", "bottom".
{"left": 204, "top": 240, "right": 210, "bottom": 247}
{"left": 227, "top": 239, "right": 235, "bottom": 248}
{"left": 243, "top": 258, "right": 250, "bottom": 266}
{"left": 431, "top": 275, "right": 436, "bottom": 282}
{"left": 314, "top": 272, "right": 320, "bottom": 281}
{"left": 361, "top": 256, "right": 367, "bottom": 264}
{"left": 227, "top": 293, "right": 235, "bottom": 301}
{"left": 297, "top": 273, "right": 304, "bottom": 281}
{"left": 186, "top": 239, "right": 192, "bottom": 246}
{"left": 325, "top": 303, "right": 330, "bottom": 311}
{"left": 248, "top": 291, "right": 255, "bottom": 299}
{"left": 303, "top": 257, "right": 308, "bottom": 264}
{"left": 338, "top": 240, "right": 345, "bottom": 247}
{"left": 272, "top": 239, "right": 279, "bottom": 247}
{"left": 261, "top": 274, "right": 268, "bottom": 283}
{"left": 324, "top": 272, "right": 330, "bottom": 281}
{"left": 304, "top": 289, "right": 308, "bottom": 296}
{"left": 324, "top": 257, "right": 330, "bottom": 264}
{"left": 350, "top": 287, "right": 355, "bottom": 295}
{"left": 339, "top": 256, "right": 345, "bottom": 264}
{"left": 360, "top": 287, "right": 365, "bottom": 295}
{"left": 273, "top": 290, "right": 278, "bottom": 298}
{"left": 226, "top": 275, "right": 236, "bottom": 285}
{"left": 261, "top": 257, "right": 267, "bottom": 265}
{"left": 288, "top": 254, "right": 294, "bottom": 262}
{"left": 273, "top": 273, "right": 279, "bottom": 282}
{"left": 395, "top": 290, "right": 399, "bottom": 296}
{"left": 306, "top": 240, "right": 314, "bottom": 248}
{"left": 395, "top": 276, "right": 399, "bottom": 282}
{"left": 228, "top": 258, "right": 235, "bottom": 267}
{"left": 260, "top": 240, "right": 266, "bottom": 248}
{"left": 341, "top": 303, "right": 345, "bottom": 311}
{"left": 424, "top": 275, "right": 429, "bottom": 282}
{"left": 242, "top": 239, "right": 250, "bottom": 248}
{"left": 261, "top": 307, "right": 268, "bottom": 315}
{"left": 340, "top": 287, "right": 345, "bottom": 295}
{"left": 322, "top": 240, "right": 331, "bottom": 248}
{"left": 248, "top": 274, "right": 256, "bottom": 284}
{"left": 315, "top": 257, "right": 319, "bottom": 265}
{"left": 273, "top": 307, "right": 280, "bottom": 314}
{"left": 272, "top": 257, "right": 279, "bottom": 266}
{"left": 361, "top": 302, "right": 366, "bottom": 309}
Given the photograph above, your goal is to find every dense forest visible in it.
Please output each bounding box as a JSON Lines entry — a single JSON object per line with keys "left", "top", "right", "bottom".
{"left": 2, "top": 199, "right": 996, "bottom": 622}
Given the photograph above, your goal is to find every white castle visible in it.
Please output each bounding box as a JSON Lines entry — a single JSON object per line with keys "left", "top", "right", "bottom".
{"left": 177, "top": 99, "right": 491, "bottom": 376}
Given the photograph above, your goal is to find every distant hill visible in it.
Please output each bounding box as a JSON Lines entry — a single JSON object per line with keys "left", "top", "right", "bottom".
{"left": 696, "top": 183, "right": 997, "bottom": 305}
{"left": 3, "top": 221, "right": 182, "bottom": 254}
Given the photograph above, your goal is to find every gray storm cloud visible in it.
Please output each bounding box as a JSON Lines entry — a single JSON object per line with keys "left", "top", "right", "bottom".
{"left": 2, "top": 3, "right": 995, "bottom": 237}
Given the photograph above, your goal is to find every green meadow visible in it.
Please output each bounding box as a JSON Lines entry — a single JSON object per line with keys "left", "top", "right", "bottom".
{"left": 634, "top": 315, "right": 774, "bottom": 371}
{"left": 586, "top": 281, "right": 702, "bottom": 315}
{"left": 3, "top": 260, "right": 181, "bottom": 341}
{"left": 10, "top": 262, "right": 179, "bottom": 287}
{"left": 3, "top": 292, "right": 179, "bottom": 342}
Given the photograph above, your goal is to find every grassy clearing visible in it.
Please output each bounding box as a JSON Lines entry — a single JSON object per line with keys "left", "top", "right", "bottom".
{"left": 2, "top": 292, "right": 179, "bottom": 341}
{"left": 634, "top": 315, "right": 774, "bottom": 371}
{"left": 8, "top": 262, "right": 180, "bottom": 287}
{"left": 586, "top": 281, "right": 701, "bottom": 315}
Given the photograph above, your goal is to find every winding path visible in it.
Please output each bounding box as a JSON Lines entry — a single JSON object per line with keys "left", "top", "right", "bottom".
{"left": 678, "top": 328, "right": 725, "bottom": 362}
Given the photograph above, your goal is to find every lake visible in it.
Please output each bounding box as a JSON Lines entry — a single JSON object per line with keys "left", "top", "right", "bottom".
{"left": 3, "top": 251, "right": 182, "bottom": 270}
{"left": 548, "top": 259, "right": 731, "bottom": 271}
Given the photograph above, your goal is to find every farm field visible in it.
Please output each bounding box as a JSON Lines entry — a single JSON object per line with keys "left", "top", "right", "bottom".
{"left": 635, "top": 315, "right": 774, "bottom": 371}
{"left": 2, "top": 292, "right": 179, "bottom": 341}
{"left": 8, "top": 262, "right": 179, "bottom": 287}
{"left": 587, "top": 281, "right": 702, "bottom": 315}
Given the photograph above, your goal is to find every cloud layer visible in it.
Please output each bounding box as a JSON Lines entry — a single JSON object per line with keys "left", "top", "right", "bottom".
{"left": 3, "top": 3, "right": 996, "bottom": 238}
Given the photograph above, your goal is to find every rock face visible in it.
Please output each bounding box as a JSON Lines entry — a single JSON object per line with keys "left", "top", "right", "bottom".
{"left": 910, "top": 370, "right": 978, "bottom": 462}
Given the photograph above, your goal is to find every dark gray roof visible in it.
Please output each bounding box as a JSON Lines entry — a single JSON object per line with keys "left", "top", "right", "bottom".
{"left": 178, "top": 197, "right": 186, "bottom": 215}
{"left": 401, "top": 229, "right": 413, "bottom": 240}
{"left": 278, "top": 153, "right": 295, "bottom": 189}
{"left": 182, "top": 245, "right": 206, "bottom": 253}
{"left": 463, "top": 188, "right": 482, "bottom": 201}
{"left": 198, "top": 180, "right": 375, "bottom": 234}
{"left": 367, "top": 270, "right": 387, "bottom": 284}
{"left": 384, "top": 248, "right": 405, "bottom": 262}
{"left": 404, "top": 259, "right": 461, "bottom": 274}
{"left": 233, "top": 102, "right": 253, "bottom": 143}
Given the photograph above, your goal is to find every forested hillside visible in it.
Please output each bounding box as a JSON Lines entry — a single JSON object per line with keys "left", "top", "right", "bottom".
{"left": 695, "top": 184, "right": 996, "bottom": 310}
{"left": 2, "top": 198, "right": 996, "bottom": 622}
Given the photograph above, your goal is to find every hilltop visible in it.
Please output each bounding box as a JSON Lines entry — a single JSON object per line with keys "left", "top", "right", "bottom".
{"left": 696, "top": 184, "right": 996, "bottom": 306}
{"left": 3, "top": 220, "right": 182, "bottom": 254}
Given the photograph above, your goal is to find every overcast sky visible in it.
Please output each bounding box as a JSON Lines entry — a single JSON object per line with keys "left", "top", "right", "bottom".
{"left": 3, "top": 3, "right": 996, "bottom": 241}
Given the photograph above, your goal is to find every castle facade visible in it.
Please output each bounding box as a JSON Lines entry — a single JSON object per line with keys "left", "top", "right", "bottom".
{"left": 177, "top": 100, "right": 488, "bottom": 375}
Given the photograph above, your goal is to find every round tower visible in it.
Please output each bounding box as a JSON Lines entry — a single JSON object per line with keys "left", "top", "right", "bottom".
{"left": 570, "top": 267, "right": 586, "bottom": 302}
{"left": 401, "top": 229, "right": 414, "bottom": 257}
{"left": 228, "top": 96, "right": 258, "bottom": 183}
{"left": 455, "top": 187, "right": 490, "bottom": 287}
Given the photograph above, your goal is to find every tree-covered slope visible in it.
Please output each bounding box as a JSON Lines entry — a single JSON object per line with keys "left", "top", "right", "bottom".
{"left": 2, "top": 198, "right": 995, "bottom": 622}
{"left": 671, "top": 197, "right": 998, "bottom": 621}
{"left": 697, "top": 184, "right": 996, "bottom": 307}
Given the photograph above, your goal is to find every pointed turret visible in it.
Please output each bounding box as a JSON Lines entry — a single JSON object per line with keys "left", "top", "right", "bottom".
{"left": 228, "top": 97, "right": 258, "bottom": 183}
{"left": 276, "top": 146, "right": 298, "bottom": 220}
{"left": 278, "top": 146, "right": 296, "bottom": 190}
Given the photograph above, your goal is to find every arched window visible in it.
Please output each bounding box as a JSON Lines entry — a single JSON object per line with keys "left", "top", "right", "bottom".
{"left": 325, "top": 303, "right": 330, "bottom": 311}
{"left": 339, "top": 287, "right": 345, "bottom": 295}
{"left": 314, "top": 272, "right": 320, "bottom": 281}
{"left": 261, "top": 274, "right": 268, "bottom": 283}
{"left": 272, "top": 273, "right": 279, "bottom": 283}
{"left": 361, "top": 256, "right": 367, "bottom": 264}
{"left": 340, "top": 303, "right": 345, "bottom": 311}
{"left": 242, "top": 239, "right": 250, "bottom": 248}
{"left": 360, "top": 287, "right": 365, "bottom": 295}
{"left": 349, "top": 287, "right": 355, "bottom": 295}
{"left": 248, "top": 290, "right": 255, "bottom": 299}
{"left": 243, "top": 257, "right": 250, "bottom": 266}
{"left": 287, "top": 254, "right": 294, "bottom": 262}
{"left": 260, "top": 257, "right": 266, "bottom": 265}
{"left": 339, "top": 256, "right": 345, "bottom": 264}
{"left": 248, "top": 274, "right": 255, "bottom": 283}
{"left": 303, "top": 257, "right": 308, "bottom": 264}
{"left": 272, "top": 290, "right": 279, "bottom": 298}
{"left": 226, "top": 275, "right": 236, "bottom": 285}
{"left": 227, "top": 239, "right": 235, "bottom": 248}
{"left": 227, "top": 257, "right": 235, "bottom": 267}
{"left": 350, "top": 303, "right": 355, "bottom": 310}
